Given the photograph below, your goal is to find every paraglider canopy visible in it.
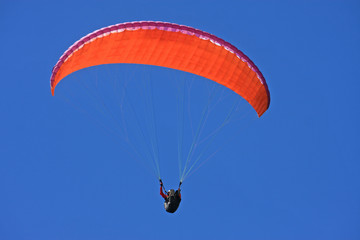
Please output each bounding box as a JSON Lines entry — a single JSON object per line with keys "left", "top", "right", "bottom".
{"left": 50, "top": 21, "right": 270, "bottom": 116}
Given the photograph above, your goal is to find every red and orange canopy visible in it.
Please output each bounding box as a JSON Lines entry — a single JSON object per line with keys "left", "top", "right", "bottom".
{"left": 50, "top": 21, "right": 270, "bottom": 116}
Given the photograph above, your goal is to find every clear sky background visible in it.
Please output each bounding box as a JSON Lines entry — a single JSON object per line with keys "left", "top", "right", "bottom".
{"left": 1, "top": 0, "right": 360, "bottom": 239}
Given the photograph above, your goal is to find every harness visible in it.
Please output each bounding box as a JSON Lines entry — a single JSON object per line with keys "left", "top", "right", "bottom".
{"left": 159, "top": 179, "right": 182, "bottom": 213}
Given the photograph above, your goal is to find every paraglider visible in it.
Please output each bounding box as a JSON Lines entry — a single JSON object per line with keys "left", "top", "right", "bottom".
{"left": 50, "top": 21, "right": 270, "bottom": 213}
{"left": 159, "top": 179, "right": 182, "bottom": 213}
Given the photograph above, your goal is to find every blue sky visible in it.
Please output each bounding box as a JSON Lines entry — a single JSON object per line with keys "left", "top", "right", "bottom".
{"left": 1, "top": 0, "right": 360, "bottom": 239}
